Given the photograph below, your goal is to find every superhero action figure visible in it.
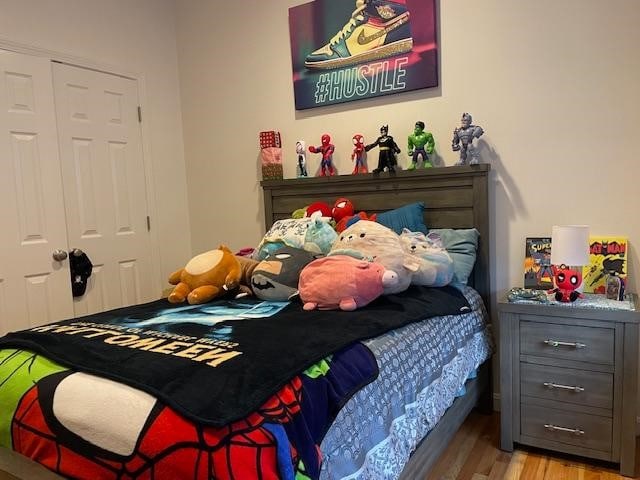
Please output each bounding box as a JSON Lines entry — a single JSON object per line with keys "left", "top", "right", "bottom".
{"left": 452, "top": 112, "right": 484, "bottom": 165}
{"left": 366, "top": 125, "right": 400, "bottom": 174}
{"left": 295, "top": 140, "right": 308, "bottom": 177}
{"left": 547, "top": 264, "right": 583, "bottom": 302}
{"left": 407, "top": 121, "right": 435, "bottom": 170}
{"left": 308, "top": 134, "right": 335, "bottom": 176}
{"left": 351, "top": 134, "right": 368, "bottom": 174}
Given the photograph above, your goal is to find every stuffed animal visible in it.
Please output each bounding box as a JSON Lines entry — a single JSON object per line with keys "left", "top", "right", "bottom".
{"left": 255, "top": 211, "right": 337, "bottom": 260}
{"left": 251, "top": 246, "right": 317, "bottom": 301}
{"left": 399, "top": 229, "right": 454, "bottom": 286}
{"left": 299, "top": 255, "right": 398, "bottom": 311}
{"left": 235, "top": 255, "right": 259, "bottom": 297}
{"left": 168, "top": 245, "right": 242, "bottom": 304}
{"left": 335, "top": 211, "right": 377, "bottom": 233}
{"left": 329, "top": 220, "right": 419, "bottom": 294}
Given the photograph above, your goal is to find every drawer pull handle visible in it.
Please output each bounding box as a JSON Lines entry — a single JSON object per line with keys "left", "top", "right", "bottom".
{"left": 544, "top": 424, "right": 585, "bottom": 435}
{"left": 543, "top": 382, "right": 585, "bottom": 393}
{"left": 544, "top": 339, "right": 586, "bottom": 349}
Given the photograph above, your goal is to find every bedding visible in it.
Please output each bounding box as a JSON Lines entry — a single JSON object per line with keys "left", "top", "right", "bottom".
{"left": 428, "top": 228, "right": 480, "bottom": 285}
{"left": 320, "top": 286, "right": 491, "bottom": 479}
{"left": 0, "top": 286, "right": 477, "bottom": 480}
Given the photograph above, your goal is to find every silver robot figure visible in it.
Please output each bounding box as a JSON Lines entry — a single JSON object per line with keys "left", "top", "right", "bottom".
{"left": 452, "top": 113, "right": 484, "bottom": 165}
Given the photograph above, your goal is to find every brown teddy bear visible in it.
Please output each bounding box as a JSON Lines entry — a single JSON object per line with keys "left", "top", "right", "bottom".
{"left": 167, "top": 245, "right": 242, "bottom": 304}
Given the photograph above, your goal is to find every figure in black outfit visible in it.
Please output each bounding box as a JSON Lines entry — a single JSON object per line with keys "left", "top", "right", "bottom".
{"left": 365, "top": 125, "right": 401, "bottom": 174}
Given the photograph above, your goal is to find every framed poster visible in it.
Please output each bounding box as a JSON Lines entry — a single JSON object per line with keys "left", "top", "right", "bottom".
{"left": 288, "top": 0, "right": 438, "bottom": 110}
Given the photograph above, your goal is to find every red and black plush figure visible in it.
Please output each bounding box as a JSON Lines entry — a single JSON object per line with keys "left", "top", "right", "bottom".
{"left": 331, "top": 198, "right": 354, "bottom": 223}
{"left": 305, "top": 201, "right": 332, "bottom": 218}
{"left": 548, "top": 264, "right": 584, "bottom": 302}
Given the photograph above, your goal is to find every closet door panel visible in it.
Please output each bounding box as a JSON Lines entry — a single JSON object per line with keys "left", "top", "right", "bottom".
{"left": 0, "top": 50, "right": 74, "bottom": 333}
{"left": 53, "top": 63, "right": 155, "bottom": 315}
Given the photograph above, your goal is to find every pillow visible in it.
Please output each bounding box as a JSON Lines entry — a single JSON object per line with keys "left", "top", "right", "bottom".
{"left": 428, "top": 228, "right": 479, "bottom": 285}
{"left": 376, "top": 202, "right": 428, "bottom": 235}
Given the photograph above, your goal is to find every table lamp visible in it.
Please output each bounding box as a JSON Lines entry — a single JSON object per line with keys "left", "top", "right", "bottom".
{"left": 550, "top": 225, "right": 590, "bottom": 302}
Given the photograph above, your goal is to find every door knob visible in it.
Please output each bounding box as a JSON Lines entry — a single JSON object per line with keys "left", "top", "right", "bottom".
{"left": 52, "top": 249, "right": 68, "bottom": 261}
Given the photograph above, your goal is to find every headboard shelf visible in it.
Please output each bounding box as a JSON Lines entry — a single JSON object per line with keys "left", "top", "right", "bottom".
{"left": 261, "top": 165, "right": 491, "bottom": 308}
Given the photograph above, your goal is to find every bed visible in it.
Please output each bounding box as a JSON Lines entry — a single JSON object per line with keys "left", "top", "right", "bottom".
{"left": 0, "top": 164, "right": 493, "bottom": 479}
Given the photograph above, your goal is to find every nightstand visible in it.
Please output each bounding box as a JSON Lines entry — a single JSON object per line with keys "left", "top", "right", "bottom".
{"left": 499, "top": 295, "right": 640, "bottom": 476}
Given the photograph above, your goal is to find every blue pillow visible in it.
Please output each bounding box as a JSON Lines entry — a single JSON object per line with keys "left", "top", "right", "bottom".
{"left": 428, "top": 228, "right": 479, "bottom": 285}
{"left": 376, "top": 202, "right": 428, "bottom": 235}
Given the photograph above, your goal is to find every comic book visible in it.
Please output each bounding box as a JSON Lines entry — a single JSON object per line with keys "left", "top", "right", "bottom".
{"left": 524, "top": 237, "right": 553, "bottom": 289}
{"left": 582, "top": 236, "right": 628, "bottom": 295}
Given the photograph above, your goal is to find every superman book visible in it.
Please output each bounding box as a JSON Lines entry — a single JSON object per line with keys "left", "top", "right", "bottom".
{"left": 582, "top": 236, "right": 628, "bottom": 294}
{"left": 524, "top": 237, "right": 553, "bottom": 289}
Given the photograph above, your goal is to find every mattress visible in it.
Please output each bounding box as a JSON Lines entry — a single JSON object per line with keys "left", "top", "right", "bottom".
{"left": 320, "top": 286, "right": 492, "bottom": 479}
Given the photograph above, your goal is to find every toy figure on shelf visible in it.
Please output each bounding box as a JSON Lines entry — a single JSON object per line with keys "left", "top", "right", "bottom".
{"left": 407, "top": 121, "right": 435, "bottom": 170}
{"left": 452, "top": 113, "right": 484, "bottom": 165}
{"left": 308, "top": 134, "right": 335, "bottom": 176}
{"left": 351, "top": 134, "right": 367, "bottom": 174}
{"left": 295, "top": 140, "right": 308, "bottom": 177}
{"left": 366, "top": 125, "right": 400, "bottom": 175}
{"left": 547, "top": 264, "right": 584, "bottom": 302}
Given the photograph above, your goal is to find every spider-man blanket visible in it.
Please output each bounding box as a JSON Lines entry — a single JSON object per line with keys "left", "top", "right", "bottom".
{"left": 0, "top": 345, "right": 375, "bottom": 479}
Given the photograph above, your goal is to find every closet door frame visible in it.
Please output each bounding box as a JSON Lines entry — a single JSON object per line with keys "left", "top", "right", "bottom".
{"left": 0, "top": 36, "right": 163, "bottom": 301}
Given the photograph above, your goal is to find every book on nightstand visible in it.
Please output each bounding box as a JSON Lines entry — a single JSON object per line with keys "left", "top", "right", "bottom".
{"left": 582, "top": 236, "right": 628, "bottom": 296}
{"left": 523, "top": 237, "right": 553, "bottom": 290}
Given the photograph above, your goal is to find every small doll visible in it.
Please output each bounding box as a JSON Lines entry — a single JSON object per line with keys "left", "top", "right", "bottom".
{"left": 452, "top": 113, "right": 484, "bottom": 165}
{"left": 295, "top": 140, "right": 308, "bottom": 177}
{"left": 365, "top": 125, "right": 400, "bottom": 174}
{"left": 547, "top": 264, "right": 584, "bottom": 302}
{"left": 351, "top": 134, "right": 367, "bottom": 174}
{"left": 308, "top": 134, "right": 335, "bottom": 176}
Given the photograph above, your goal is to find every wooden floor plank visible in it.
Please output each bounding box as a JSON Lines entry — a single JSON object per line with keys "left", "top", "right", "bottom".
{"left": 424, "top": 411, "right": 639, "bottom": 480}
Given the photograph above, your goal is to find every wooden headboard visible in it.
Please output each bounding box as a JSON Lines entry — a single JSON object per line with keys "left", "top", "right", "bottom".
{"left": 260, "top": 165, "right": 491, "bottom": 308}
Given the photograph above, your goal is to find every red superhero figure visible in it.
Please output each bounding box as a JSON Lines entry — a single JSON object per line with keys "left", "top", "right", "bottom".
{"left": 548, "top": 264, "right": 584, "bottom": 302}
{"left": 351, "top": 134, "right": 367, "bottom": 174}
{"left": 308, "top": 134, "right": 335, "bottom": 176}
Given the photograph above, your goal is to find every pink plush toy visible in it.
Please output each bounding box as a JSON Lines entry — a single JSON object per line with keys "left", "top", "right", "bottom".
{"left": 298, "top": 255, "right": 398, "bottom": 311}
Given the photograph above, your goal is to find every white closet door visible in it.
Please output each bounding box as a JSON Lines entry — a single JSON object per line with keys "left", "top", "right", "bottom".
{"left": 53, "top": 63, "right": 155, "bottom": 315}
{"left": 0, "top": 50, "right": 75, "bottom": 334}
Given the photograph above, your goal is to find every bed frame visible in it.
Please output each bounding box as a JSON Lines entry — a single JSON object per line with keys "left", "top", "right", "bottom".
{"left": 0, "top": 165, "right": 492, "bottom": 480}
{"left": 262, "top": 164, "right": 492, "bottom": 479}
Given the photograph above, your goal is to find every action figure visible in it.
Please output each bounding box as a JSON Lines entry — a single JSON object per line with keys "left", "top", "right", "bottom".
{"left": 351, "top": 134, "right": 368, "bottom": 174}
{"left": 295, "top": 140, "right": 308, "bottom": 177}
{"left": 366, "top": 125, "right": 400, "bottom": 174}
{"left": 452, "top": 113, "right": 484, "bottom": 165}
{"left": 407, "top": 121, "right": 435, "bottom": 170}
{"left": 308, "top": 134, "right": 335, "bottom": 176}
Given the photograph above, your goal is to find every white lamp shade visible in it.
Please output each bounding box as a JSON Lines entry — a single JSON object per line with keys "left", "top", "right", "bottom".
{"left": 550, "top": 225, "right": 590, "bottom": 266}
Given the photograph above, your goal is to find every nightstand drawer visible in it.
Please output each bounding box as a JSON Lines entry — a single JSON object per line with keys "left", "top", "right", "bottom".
{"left": 521, "top": 363, "right": 613, "bottom": 409}
{"left": 520, "top": 320, "right": 614, "bottom": 365}
{"left": 521, "top": 404, "right": 612, "bottom": 453}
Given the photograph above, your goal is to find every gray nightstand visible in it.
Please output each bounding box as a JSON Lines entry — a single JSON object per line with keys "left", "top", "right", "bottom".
{"left": 499, "top": 295, "right": 640, "bottom": 476}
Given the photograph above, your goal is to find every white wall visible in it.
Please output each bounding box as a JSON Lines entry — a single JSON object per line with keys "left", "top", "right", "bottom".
{"left": 0, "top": 0, "right": 192, "bottom": 287}
{"left": 175, "top": 0, "right": 640, "bottom": 304}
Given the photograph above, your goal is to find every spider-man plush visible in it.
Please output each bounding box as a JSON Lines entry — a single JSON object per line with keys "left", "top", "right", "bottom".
{"left": 548, "top": 264, "right": 584, "bottom": 302}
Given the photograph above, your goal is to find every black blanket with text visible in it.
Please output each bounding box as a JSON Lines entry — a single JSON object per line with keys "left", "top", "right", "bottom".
{"left": 0, "top": 286, "right": 470, "bottom": 427}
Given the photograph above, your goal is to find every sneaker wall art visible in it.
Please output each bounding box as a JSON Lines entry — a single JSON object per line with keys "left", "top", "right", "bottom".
{"left": 288, "top": 0, "right": 438, "bottom": 110}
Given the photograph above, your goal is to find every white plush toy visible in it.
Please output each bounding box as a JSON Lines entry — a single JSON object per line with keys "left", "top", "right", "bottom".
{"left": 399, "top": 229, "right": 454, "bottom": 286}
{"left": 329, "top": 220, "right": 419, "bottom": 294}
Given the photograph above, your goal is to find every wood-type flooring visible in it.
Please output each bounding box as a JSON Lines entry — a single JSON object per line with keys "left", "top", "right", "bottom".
{"left": 425, "top": 411, "right": 639, "bottom": 480}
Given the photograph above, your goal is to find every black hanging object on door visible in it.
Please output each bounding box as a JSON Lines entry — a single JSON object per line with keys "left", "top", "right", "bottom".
{"left": 69, "top": 249, "right": 93, "bottom": 297}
